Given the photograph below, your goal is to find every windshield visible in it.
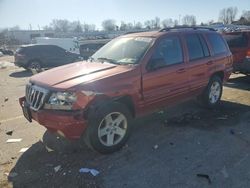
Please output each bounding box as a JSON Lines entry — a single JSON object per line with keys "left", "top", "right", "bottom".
{"left": 91, "top": 37, "right": 153, "bottom": 65}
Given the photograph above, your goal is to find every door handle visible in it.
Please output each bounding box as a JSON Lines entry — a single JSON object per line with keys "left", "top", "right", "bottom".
{"left": 176, "top": 68, "right": 186, "bottom": 73}
{"left": 206, "top": 61, "right": 213, "bottom": 65}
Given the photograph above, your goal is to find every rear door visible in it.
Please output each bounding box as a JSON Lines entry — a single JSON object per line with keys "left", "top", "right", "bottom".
{"left": 42, "top": 46, "right": 69, "bottom": 67}
{"left": 142, "top": 35, "right": 189, "bottom": 110}
{"left": 183, "top": 33, "right": 212, "bottom": 92}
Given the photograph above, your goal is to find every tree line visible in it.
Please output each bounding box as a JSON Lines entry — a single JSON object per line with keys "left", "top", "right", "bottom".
{"left": 3, "top": 7, "right": 250, "bottom": 33}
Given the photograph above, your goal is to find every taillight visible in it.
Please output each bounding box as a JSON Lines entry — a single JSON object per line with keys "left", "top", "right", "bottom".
{"left": 246, "top": 50, "right": 250, "bottom": 58}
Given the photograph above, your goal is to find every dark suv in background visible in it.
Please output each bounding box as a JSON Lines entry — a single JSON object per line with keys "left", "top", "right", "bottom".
{"left": 223, "top": 30, "right": 250, "bottom": 75}
{"left": 14, "top": 44, "right": 82, "bottom": 72}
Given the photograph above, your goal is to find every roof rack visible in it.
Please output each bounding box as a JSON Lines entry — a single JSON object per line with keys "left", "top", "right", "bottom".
{"left": 159, "top": 26, "right": 216, "bottom": 32}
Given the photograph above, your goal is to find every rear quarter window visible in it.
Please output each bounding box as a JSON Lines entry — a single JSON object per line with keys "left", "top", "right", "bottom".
{"left": 207, "top": 33, "right": 228, "bottom": 55}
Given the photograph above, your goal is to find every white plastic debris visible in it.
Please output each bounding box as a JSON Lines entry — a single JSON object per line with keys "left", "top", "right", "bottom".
{"left": 79, "top": 168, "right": 100, "bottom": 176}
{"left": 6, "top": 139, "right": 22, "bottom": 143}
{"left": 54, "top": 165, "right": 61, "bottom": 173}
{"left": 45, "top": 146, "right": 54, "bottom": 152}
{"left": 153, "top": 144, "right": 159, "bottom": 150}
{"left": 19, "top": 147, "right": 29, "bottom": 153}
{"left": 4, "top": 172, "right": 18, "bottom": 178}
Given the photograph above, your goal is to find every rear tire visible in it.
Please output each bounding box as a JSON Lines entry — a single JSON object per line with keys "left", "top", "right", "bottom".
{"left": 83, "top": 102, "right": 132, "bottom": 154}
{"left": 198, "top": 76, "right": 223, "bottom": 108}
{"left": 28, "top": 61, "right": 42, "bottom": 73}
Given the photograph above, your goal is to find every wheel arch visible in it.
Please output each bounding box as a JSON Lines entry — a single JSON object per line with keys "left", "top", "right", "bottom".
{"left": 211, "top": 71, "right": 224, "bottom": 82}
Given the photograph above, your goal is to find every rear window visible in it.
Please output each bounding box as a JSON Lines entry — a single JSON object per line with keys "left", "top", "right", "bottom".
{"left": 207, "top": 33, "right": 228, "bottom": 55}
{"left": 223, "top": 33, "right": 248, "bottom": 48}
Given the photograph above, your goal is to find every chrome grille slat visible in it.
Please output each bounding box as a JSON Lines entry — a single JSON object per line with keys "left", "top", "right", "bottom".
{"left": 25, "top": 84, "right": 48, "bottom": 111}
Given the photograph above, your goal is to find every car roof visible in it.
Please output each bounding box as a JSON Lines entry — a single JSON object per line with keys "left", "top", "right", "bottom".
{"left": 222, "top": 30, "right": 250, "bottom": 35}
{"left": 122, "top": 27, "right": 217, "bottom": 38}
{"left": 21, "top": 44, "right": 62, "bottom": 48}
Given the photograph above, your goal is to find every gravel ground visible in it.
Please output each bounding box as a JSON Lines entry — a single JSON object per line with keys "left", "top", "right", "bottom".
{"left": 0, "top": 56, "right": 249, "bottom": 188}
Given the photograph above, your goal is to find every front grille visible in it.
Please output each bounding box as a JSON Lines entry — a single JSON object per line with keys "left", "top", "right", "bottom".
{"left": 26, "top": 84, "right": 49, "bottom": 111}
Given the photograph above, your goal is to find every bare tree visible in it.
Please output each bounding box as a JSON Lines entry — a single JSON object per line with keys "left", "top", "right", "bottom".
{"left": 70, "top": 21, "right": 83, "bottom": 33}
{"left": 162, "top": 18, "right": 174, "bottom": 27}
{"left": 144, "top": 17, "right": 161, "bottom": 29}
{"left": 242, "top": 10, "right": 250, "bottom": 21}
{"left": 144, "top": 20, "right": 152, "bottom": 29}
{"left": 43, "top": 25, "right": 53, "bottom": 30}
{"left": 219, "top": 7, "right": 238, "bottom": 24}
{"left": 154, "top": 17, "right": 161, "bottom": 29}
{"left": 102, "top": 19, "right": 116, "bottom": 31}
{"left": 9, "top": 25, "right": 20, "bottom": 31}
{"left": 174, "top": 19, "right": 179, "bottom": 26}
{"left": 134, "top": 22, "right": 143, "bottom": 30}
{"left": 182, "top": 15, "right": 196, "bottom": 26}
{"left": 50, "top": 19, "right": 70, "bottom": 32}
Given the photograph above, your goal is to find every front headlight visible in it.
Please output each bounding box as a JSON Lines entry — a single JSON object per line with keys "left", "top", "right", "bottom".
{"left": 44, "top": 92, "right": 77, "bottom": 110}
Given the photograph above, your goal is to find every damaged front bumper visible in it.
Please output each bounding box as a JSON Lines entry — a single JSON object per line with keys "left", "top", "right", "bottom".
{"left": 19, "top": 97, "right": 87, "bottom": 139}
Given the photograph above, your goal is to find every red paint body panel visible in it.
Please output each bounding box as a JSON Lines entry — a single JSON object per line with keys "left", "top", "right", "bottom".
{"left": 19, "top": 29, "right": 233, "bottom": 140}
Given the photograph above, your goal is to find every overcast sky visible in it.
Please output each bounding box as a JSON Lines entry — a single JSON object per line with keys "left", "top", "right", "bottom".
{"left": 0, "top": 0, "right": 250, "bottom": 30}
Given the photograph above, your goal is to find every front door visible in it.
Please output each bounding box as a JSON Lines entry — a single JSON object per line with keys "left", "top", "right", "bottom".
{"left": 141, "top": 35, "right": 188, "bottom": 111}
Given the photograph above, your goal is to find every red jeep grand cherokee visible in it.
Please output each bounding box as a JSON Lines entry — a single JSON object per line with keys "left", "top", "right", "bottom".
{"left": 20, "top": 27, "right": 233, "bottom": 153}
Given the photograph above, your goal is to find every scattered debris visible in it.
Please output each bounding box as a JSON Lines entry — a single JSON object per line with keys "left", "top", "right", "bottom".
{"left": 54, "top": 165, "right": 61, "bottom": 173}
{"left": 197, "top": 173, "right": 212, "bottom": 184}
{"left": 4, "top": 97, "right": 8, "bottom": 102}
{"left": 0, "top": 161, "right": 12, "bottom": 166}
{"left": 230, "top": 129, "right": 235, "bottom": 135}
{"left": 63, "top": 172, "right": 67, "bottom": 176}
{"left": 6, "top": 138, "right": 22, "bottom": 143}
{"left": 163, "top": 119, "right": 168, "bottom": 126}
{"left": 19, "top": 147, "right": 29, "bottom": 153}
{"left": 4, "top": 172, "right": 18, "bottom": 178}
{"left": 221, "top": 166, "right": 229, "bottom": 178}
{"left": 169, "top": 112, "right": 201, "bottom": 124}
{"left": 79, "top": 168, "right": 100, "bottom": 176}
{"left": 158, "top": 111, "right": 164, "bottom": 114}
{"left": 45, "top": 146, "right": 54, "bottom": 152}
{"left": 6, "top": 130, "right": 13, "bottom": 136}
{"left": 217, "top": 115, "right": 228, "bottom": 120}
{"left": 153, "top": 144, "right": 159, "bottom": 150}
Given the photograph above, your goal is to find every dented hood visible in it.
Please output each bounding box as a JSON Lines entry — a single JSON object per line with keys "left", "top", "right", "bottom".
{"left": 30, "top": 61, "right": 132, "bottom": 89}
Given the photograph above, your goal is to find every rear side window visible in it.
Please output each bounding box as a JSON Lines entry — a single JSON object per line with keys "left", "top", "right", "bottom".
{"left": 46, "top": 46, "right": 65, "bottom": 55}
{"left": 186, "top": 34, "right": 204, "bottom": 61}
{"left": 207, "top": 33, "right": 228, "bottom": 55}
{"left": 224, "top": 33, "right": 248, "bottom": 48}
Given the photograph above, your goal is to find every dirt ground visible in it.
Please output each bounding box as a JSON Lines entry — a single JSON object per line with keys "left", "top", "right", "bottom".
{"left": 0, "top": 55, "right": 250, "bottom": 188}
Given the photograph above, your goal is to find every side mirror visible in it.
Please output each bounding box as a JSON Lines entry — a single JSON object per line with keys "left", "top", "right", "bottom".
{"left": 147, "top": 58, "right": 166, "bottom": 71}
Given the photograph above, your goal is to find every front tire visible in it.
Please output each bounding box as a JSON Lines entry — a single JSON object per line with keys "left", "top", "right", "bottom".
{"left": 198, "top": 76, "right": 223, "bottom": 108}
{"left": 84, "top": 102, "right": 132, "bottom": 154}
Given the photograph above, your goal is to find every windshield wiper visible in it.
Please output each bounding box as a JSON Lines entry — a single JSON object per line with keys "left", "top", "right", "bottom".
{"left": 97, "top": 57, "right": 120, "bottom": 65}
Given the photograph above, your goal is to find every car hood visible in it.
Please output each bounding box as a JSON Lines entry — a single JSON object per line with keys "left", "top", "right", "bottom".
{"left": 30, "top": 61, "right": 133, "bottom": 90}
